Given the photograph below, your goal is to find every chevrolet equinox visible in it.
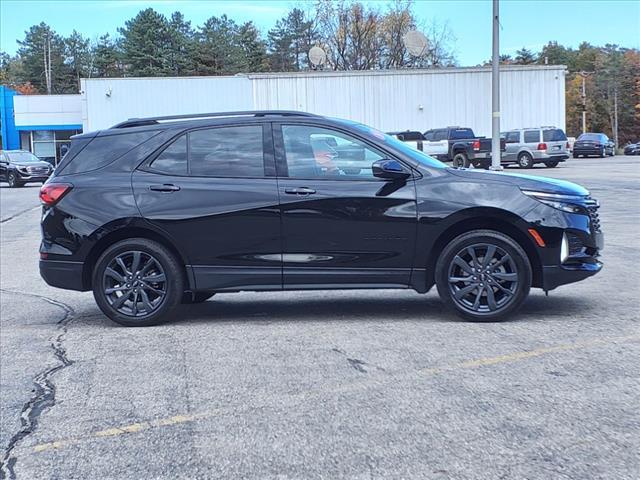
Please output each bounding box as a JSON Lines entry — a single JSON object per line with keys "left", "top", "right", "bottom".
{"left": 39, "top": 111, "right": 603, "bottom": 326}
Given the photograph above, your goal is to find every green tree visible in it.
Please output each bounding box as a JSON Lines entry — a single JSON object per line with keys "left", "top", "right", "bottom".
{"left": 237, "top": 22, "right": 268, "bottom": 72}
{"left": 92, "top": 34, "right": 123, "bottom": 78}
{"left": 514, "top": 47, "right": 536, "bottom": 65}
{"left": 119, "top": 8, "right": 171, "bottom": 76}
{"left": 16, "top": 22, "right": 69, "bottom": 93}
{"left": 267, "top": 8, "right": 316, "bottom": 71}
{"left": 64, "top": 30, "right": 91, "bottom": 89}
{"left": 167, "top": 12, "right": 195, "bottom": 76}
{"left": 194, "top": 15, "right": 242, "bottom": 75}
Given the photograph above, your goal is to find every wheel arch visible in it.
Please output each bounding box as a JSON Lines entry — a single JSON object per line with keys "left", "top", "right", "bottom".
{"left": 424, "top": 210, "right": 543, "bottom": 290}
{"left": 82, "top": 221, "right": 193, "bottom": 291}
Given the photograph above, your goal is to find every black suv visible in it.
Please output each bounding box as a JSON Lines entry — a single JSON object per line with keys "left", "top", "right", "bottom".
{"left": 39, "top": 111, "right": 603, "bottom": 326}
{"left": 1, "top": 150, "right": 53, "bottom": 187}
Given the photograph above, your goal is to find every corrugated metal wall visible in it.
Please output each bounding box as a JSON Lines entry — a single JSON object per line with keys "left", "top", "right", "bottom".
{"left": 250, "top": 66, "right": 566, "bottom": 137}
{"left": 81, "top": 76, "right": 252, "bottom": 131}
{"left": 82, "top": 66, "right": 565, "bottom": 135}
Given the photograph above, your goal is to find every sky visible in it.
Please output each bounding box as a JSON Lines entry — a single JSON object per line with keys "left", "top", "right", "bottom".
{"left": 1, "top": 0, "right": 638, "bottom": 66}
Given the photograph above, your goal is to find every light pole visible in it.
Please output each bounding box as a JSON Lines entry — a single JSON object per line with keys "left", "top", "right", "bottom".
{"left": 578, "top": 71, "right": 592, "bottom": 134}
{"left": 490, "top": 0, "right": 502, "bottom": 171}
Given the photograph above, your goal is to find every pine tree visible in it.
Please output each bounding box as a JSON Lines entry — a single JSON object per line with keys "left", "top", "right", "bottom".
{"left": 16, "top": 23, "right": 69, "bottom": 93}
{"left": 92, "top": 34, "right": 123, "bottom": 78}
{"left": 167, "top": 12, "right": 195, "bottom": 76}
{"left": 514, "top": 47, "right": 536, "bottom": 65}
{"left": 119, "top": 8, "right": 171, "bottom": 76}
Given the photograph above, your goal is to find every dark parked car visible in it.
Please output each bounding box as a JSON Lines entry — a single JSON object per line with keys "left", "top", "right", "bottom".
{"left": 573, "top": 133, "right": 615, "bottom": 158}
{"left": 623, "top": 141, "right": 639, "bottom": 156}
{"left": 0, "top": 150, "right": 53, "bottom": 187}
{"left": 39, "top": 111, "right": 603, "bottom": 326}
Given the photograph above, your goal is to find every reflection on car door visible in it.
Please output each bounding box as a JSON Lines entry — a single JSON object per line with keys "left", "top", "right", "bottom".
{"left": 133, "top": 123, "right": 282, "bottom": 291}
{"left": 274, "top": 123, "right": 418, "bottom": 288}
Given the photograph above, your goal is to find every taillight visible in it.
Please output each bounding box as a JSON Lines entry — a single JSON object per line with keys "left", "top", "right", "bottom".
{"left": 594, "top": 142, "right": 601, "bottom": 147}
{"left": 40, "top": 183, "right": 72, "bottom": 206}
{"left": 472, "top": 140, "right": 481, "bottom": 151}
{"left": 537, "top": 143, "right": 547, "bottom": 151}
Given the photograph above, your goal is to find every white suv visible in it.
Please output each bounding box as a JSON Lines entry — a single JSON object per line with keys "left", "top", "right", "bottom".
{"left": 501, "top": 127, "right": 570, "bottom": 168}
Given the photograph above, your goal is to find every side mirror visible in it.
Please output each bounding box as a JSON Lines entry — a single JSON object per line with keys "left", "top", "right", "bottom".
{"left": 372, "top": 159, "right": 411, "bottom": 180}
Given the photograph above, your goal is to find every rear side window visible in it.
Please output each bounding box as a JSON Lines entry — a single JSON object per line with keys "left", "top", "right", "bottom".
{"left": 399, "top": 131, "right": 424, "bottom": 141}
{"left": 189, "top": 126, "right": 264, "bottom": 177}
{"left": 150, "top": 135, "right": 188, "bottom": 175}
{"left": 60, "top": 131, "right": 157, "bottom": 175}
{"left": 505, "top": 131, "right": 520, "bottom": 143}
{"left": 524, "top": 130, "right": 540, "bottom": 143}
{"left": 543, "top": 129, "right": 567, "bottom": 142}
{"left": 449, "top": 128, "right": 475, "bottom": 140}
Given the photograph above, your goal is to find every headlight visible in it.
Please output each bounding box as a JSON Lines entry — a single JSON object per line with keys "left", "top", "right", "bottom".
{"left": 560, "top": 232, "right": 569, "bottom": 263}
{"left": 521, "top": 190, "right": 587, "bottom": 214}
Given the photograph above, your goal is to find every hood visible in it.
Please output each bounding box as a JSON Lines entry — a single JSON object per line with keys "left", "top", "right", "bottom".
{"left": 447, "top": 168, "right": 589, "bottom": 196}
{"left": 14, "top": 161, "right": 52, "bottom": 169}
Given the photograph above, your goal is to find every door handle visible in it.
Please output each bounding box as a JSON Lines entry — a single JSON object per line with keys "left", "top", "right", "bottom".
{"left": 149, "top": 184, "right": 180, "bottom": 192}
{"left": 284, "top": 187, "right": 316, "bottom": 195}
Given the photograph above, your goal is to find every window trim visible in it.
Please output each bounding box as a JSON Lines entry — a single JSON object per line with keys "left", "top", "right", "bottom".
{"left": 141, "top": 122, "right": 275, "bottom": 179}
{"left": 273, "top": 122, "right": 414, "bottom": 182}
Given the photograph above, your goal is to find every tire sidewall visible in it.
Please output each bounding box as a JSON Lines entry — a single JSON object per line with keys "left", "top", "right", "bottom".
{"left": 92, "top": 239, "right": 184, "bottom": 326}
{"left": 435, "top": 230, "right": 532, "bottom": 322}
{"left": 452, "top": 153, "right": 467, "bottom": 168}
{"left": 518, "top": 152, "right": 533, "bottom": 168}
{"left": 8, "top": 171, "right": 17, "bottom": 187}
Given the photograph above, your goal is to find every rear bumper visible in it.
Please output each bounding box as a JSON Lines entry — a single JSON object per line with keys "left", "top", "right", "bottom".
{"left": 40, "top": 260, "right": 88, "bottom": 291}
{"left": 542, "top": 260, "right": 602, "bottom": 291}
{"left": 573, "top": 147, "right": 603, "bottom": 156}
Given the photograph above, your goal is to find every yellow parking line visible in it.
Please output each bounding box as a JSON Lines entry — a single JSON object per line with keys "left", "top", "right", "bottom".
{"left": 30, "top": 333, "right": 640, "bottom": 454}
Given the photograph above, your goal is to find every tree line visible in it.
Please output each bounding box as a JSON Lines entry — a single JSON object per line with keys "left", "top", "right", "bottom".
{"left": 0, "top": 0, "right": 455, "bottom": 94}
{"left": 0, "top": 1, "right": 638, "bottom": 145}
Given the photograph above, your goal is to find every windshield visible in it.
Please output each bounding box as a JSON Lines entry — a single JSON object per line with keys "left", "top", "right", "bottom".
{"left": 6, "top": 151, "right": 41, "bottom": 163}
{"left": 339, "top": 120, "right": 446, "bottom": 169}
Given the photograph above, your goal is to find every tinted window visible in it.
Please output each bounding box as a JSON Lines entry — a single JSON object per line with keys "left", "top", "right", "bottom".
{"left": 189, "top": 126, "right": 264, "bottom": 177}
{"left": 282, "top": 125, "right": 385, "bottom": 179}
{"left": 449, "top": 128, "right": 475, "bottom": 140}
{"left": 524, "top": 130, "right": 540, "bottom": 143}
{"left": 543, "top": 129, "right": 567, "bottom": 142}
{"left": 399, "top": 131, "right": 424, "bottom": 141}
{"left": 6, "top": 151, "right": 41, "bottom": 163}
{"left": 150, "top": 135, "right": 187, "bottom": 175}
{"left": 61, "top": 131, "right": 158, "bottom": 175}
{"left": 505, "top": 131, "right": 520, "bottom": 143}
{"left": 424, "top": 131, "right": 435, "bottom": 141}
{"left": 433, "top": 130, "right": 447, "bottom": 141}
{"left": 578, "top": 133, "right": 601, "bottom": 141}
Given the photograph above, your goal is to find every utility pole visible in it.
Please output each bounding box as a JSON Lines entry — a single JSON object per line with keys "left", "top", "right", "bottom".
{"left": 613, "top": 87, "right": 618, "bottom": 150}
{"left": 490, "top": 0, "right": 502, "bottom": 171}
{"left": 578, "top": 71, "right": 592, "bottom": 134}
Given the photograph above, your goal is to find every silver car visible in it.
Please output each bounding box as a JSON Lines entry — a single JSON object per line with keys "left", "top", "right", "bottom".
{"left": 501, "top": 127, "right": 570, "bottom": 168}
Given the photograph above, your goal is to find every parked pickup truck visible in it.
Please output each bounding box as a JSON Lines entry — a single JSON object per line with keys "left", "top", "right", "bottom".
{"left": 422, "top": 127, "right": 505, "bottom": 168}
{"left": 386, "top": 131, "right": 448, "bottom": 159}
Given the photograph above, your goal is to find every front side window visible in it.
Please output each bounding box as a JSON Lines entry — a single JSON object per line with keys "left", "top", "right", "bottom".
{"left": 433, "top": 130, "right": 447, "bottom": 141}
{"left": 189, "top": 126, "right": 264, "bottom": 177}
{"left": 281, "top": 125, "right": 385, "bottom": 179}
{"left": 524, "top": 130, "right": 540, "bottom": 143}
{"left": 424, "top": 131, "right": 434, "bottom": 141}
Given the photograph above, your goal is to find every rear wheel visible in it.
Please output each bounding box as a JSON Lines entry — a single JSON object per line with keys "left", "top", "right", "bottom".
{"left": 452, "top": 152, "right": 468, "bottom": 168}
{"left": 435, "top": 230, "right": 532, "bottom": 322}
{"left": 517, "top": 152, "right": 533, "bottom": 168}
{"left": 544, "top": 160, "right": 559, "bottom": 168}
{"left": 92, "top": 238, "right": 184, "bottom": 326}
{"left": 572, "top": 152, "right": 580, "bottom": 158}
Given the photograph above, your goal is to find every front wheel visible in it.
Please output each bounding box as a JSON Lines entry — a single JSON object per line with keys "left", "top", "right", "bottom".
{"left": 92, "top": 238, "right": 184, "bottom": 326}
{"left": 544, "top": 160, "right": 559, "bottom": 168}
{"left": 7, "top": 172, "right": 22, "bottom": 188}
{"left": 435, "top": 230, "right": 532, "bottom": 322}
{"left": 599, "top": 148, "right": 605, "bottom": 158}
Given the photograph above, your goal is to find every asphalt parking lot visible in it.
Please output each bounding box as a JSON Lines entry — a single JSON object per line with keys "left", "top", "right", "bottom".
{"left": 1, "top": 156, "right": 639, "bottom": 479}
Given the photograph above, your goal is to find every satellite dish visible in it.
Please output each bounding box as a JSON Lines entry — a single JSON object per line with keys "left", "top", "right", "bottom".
{"left": 403, "top": 30, "right": 428, "bottom": 57}
{"left": 308, "top": 46, "right": 327, "bottom": 67}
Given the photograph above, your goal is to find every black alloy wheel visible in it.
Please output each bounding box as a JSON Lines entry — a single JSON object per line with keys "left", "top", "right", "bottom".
{"left": 435, "top": 230, "right": 532, "bottom": 321}
{"left": 93, "top": 238, "right": 183, "bottom": 326}
{"left": 7, "top": 171, "right": 21, "bottom": 188}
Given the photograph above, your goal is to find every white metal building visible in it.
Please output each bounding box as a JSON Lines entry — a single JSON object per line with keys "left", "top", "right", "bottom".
{"left": 3, "top": 65, "right": 566, "bottom": 163}
{"left": 80, "top": 66, "right": 566, "bottom": 135}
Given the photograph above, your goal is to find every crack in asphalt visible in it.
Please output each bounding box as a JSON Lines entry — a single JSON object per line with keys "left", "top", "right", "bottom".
{"left": 0, "top": 206, "right": 41, "bottom": 225}
{"left": 331, "top": 348, "right": 385, "bottom": 374}
{"left": 0, "top": 289, "right": 75, "bottom": 480}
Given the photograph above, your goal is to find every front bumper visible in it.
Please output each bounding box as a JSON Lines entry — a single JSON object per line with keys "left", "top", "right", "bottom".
{"left": 40, "top": 259, "right": 88, "bottom": 291}
{"left": 542, "top": 260, "right": 602, "bottom": 291}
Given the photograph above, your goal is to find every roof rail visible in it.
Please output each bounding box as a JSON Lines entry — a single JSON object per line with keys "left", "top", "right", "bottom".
{"left": 111, "top": 110, "right": 320, "bottom": 129}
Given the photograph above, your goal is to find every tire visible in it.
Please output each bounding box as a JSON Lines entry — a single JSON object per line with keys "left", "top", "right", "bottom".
{"left": 544, "top": 160, "right": 559, "bottom": 168}
{"left": 572, "top": 152, "right": 579, "bottom": 158}
{"left": 435, "top": 230, "right": 532, "bottom": 322}
{"left": 517, "top": 152, "right": 533, "bottom": 168}
{"left": 599, "top": 148, "right": 605, "bottom": 158}
{"left": 452, "top": 152, "right": 468, "bottom": 168}
{"left": 92, "top": 238, "right": 184, "bottom": 326}
{"left": 7, "top": 171, "right": 22, "bottom": 188}
{"left": 182, "top": 291, "right": 215, "bottom": 304}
